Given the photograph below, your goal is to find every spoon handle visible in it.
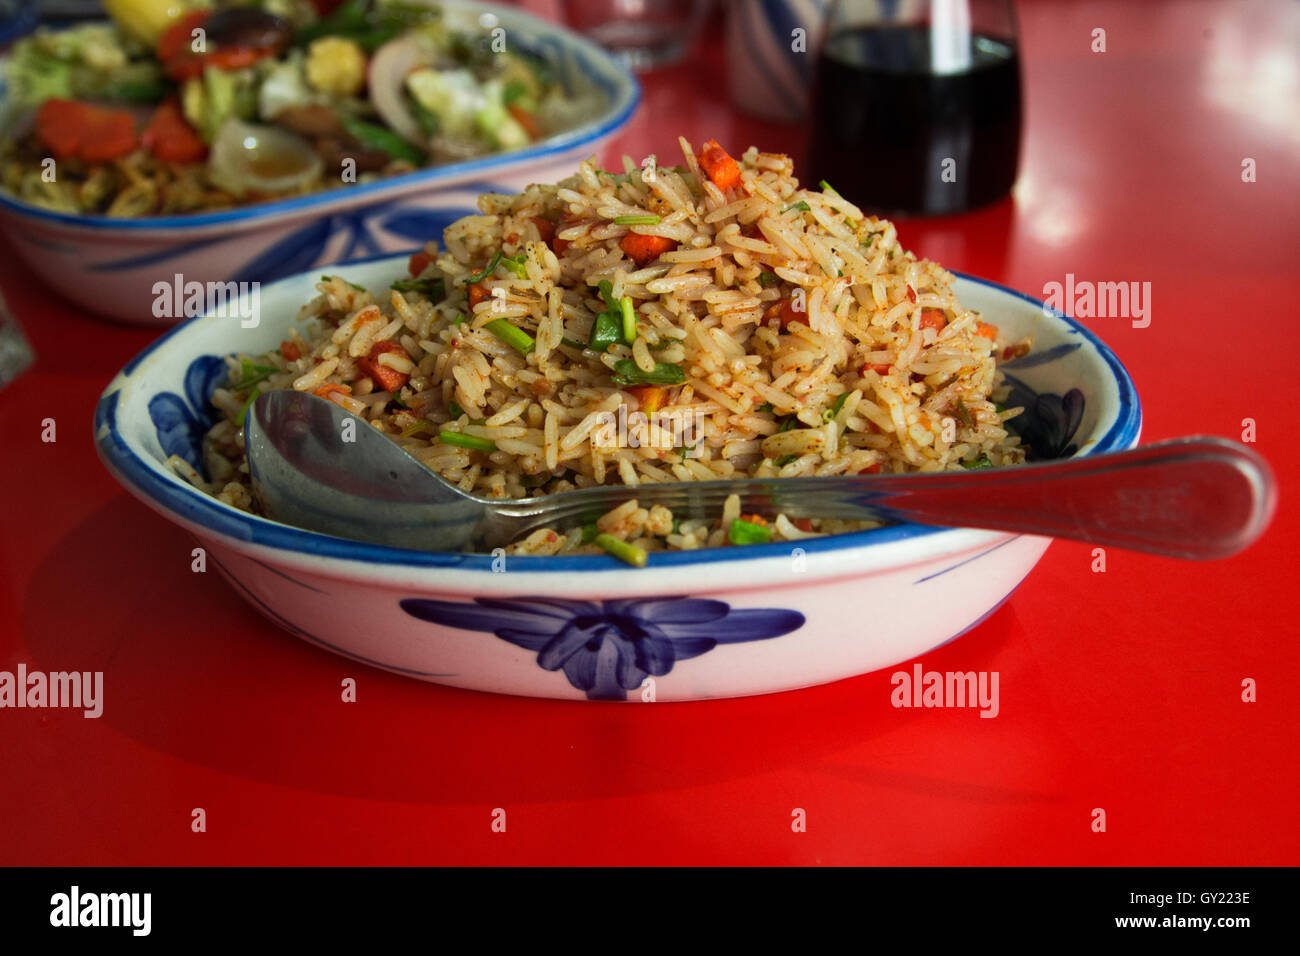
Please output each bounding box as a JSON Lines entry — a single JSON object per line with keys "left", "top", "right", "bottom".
{"left": 492, "top": 437, "right": 1275, "bottom": 560}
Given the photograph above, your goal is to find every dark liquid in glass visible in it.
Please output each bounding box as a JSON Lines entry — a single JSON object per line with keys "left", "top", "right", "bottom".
{"left": 808, "top": 25, "right": 1022, "bottom": 216}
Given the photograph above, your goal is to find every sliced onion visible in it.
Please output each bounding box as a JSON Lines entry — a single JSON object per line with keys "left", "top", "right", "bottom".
{"left": 208, "top": 119, "right": 323, "bottom": 196}
{"left": 368, "top": 35, "right": 433, "bottom": 147}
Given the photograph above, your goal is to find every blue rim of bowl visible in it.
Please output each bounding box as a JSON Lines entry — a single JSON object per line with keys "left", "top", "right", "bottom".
{"left": 95, "top": 269, "right": 1142, "bottom": 573}
{"left": 0, "top": 4, "right": 640, "bottom": 233}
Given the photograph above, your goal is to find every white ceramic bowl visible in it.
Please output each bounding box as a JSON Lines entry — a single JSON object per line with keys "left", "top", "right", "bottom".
{"left": 0, "top": 2, "right": 638, "bottom": 326}
{"left": 95, "top": 255, "right": 1140, "bottom": 701}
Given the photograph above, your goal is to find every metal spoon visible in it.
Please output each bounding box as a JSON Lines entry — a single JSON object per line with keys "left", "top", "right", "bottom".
{"left": 246, "top": 391, "right": 1276, "bottom": 559}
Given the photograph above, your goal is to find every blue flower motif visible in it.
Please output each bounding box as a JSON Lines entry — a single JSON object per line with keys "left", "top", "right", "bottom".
{"left": 147, "top": 354, "right": 226, "bottom": 476}
{"left": 1002, "top": 374, "right": 1085, "bottom": 460}
{"left": 400, "top": 596, "right": 806, "bottom": 700}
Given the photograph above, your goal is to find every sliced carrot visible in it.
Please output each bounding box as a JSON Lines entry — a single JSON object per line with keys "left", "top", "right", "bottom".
{"left": 467, "top": 282, "right": 490, "bottom": 307}
{"left": 863, "top": 362, "right": 891, "bottom": 376}
{"left": 696, "top": 139, "right": 742, "bottom": 192}
{"left": 36, "top": 99, "right": 139, "bottom": 162}
{"left": 530, "top": 216, "right": 556, "bottom": 243}
{"left": 142, "top": 99, "right": 206, "bottom": 164}
{"left": 280, "top": 340, "right": 302, "bottom": 361}
{"left": 627, "top": 385, "right": 667, "bottom": 413}
{"left": 507, "top": 103, "right": 542, "bottom": 140}
{"left": 408, "top": 250, "right": 434, "bottom": 277}
{"left": 313, "top": 383, "right": 352, "bottom": 402}
{"left": 765, "top": 297, "right": 807, "bottom": 329}
{"left": 920, "top": 309, "right": 947, "bottom": 333}
{"left": 157, "top": 10, "right": 278, "bottom": 81}
{"left": 975, "top": 321, "right": 999, "bottom": 340}
{"left": 356, "top": 341, "right": 410, "bottom": 393}
{"left": 620, "top": 232, "right": 677, "bottom": 267}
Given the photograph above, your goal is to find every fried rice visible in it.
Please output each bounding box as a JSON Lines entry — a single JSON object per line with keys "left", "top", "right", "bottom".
{"left": 179, "top": 138, "right": 1029, "bottom": 564}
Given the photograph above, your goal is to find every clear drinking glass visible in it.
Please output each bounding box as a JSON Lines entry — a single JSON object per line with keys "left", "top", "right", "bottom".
{"left": 807, "top": 0, "right": 1022, "bottom": 217}
{"left": 562, "top": 0, "right": 712, "bottom": 72}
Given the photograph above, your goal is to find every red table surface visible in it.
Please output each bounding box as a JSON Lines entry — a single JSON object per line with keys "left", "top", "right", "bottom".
{"left": 1, "top": 0, "right": 1297, "bottom": 866}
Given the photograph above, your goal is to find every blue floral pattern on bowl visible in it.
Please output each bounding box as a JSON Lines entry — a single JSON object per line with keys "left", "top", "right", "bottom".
{"left": 147, "top": 354, "right": 226, "bottom": 475}
{"left": 400, "top": 596, "right": 806, "bottom": 699}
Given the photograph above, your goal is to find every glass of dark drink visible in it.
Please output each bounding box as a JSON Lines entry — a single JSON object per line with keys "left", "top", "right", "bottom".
{"left": 807, "top": 0, "right": 1022, "bottom": 217}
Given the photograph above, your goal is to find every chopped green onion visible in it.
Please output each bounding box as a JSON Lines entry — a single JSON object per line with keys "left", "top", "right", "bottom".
{"left": 961, "top": 455, "right": 993, "bottom": 470}
{"left": 610, "top": 359, "right": 686, "bottom": 387}
{"left": 594, "top": 532, "right": 647, "bottom": 567}
{"left": 613, "top": 214, "right": 662, "bottom": 225}
{"left": 501, "top": 252, "right": 529, "bottom": 278}
{"left": 321, "top": 274, "right": 366, "bottom": 292}
{"left": 392, "top": 276, "right": 445, "bottom": 300}
{"left": 451, "top": 312, "right": 467, "bottom": 327}
{"left": 822, "top": 391, "right": 850, "bottom": 423}
{"left": 447, "top": 400, "right": 466, "bottom": 419}
{"left": 781, "top": 201, "right": 811, "bottom": 214}
{"left": 389, "top": 393, "right": 408, "bottom": 409}
{"left": 561, "top": 336, "right": 587, "bottom": 350}
{"left": 620, "top": 296, "right": 637, "bottom": 343}
{"left": 775, "top": 454, "right": 799, "bottom": 467}
{"left": 581, "top": 522, "right": 600, "bottom": 544}
{"left": 338, "top": 115, "right": 426, "bottom": 165}
{"left": 587, "top": 309, "right": 622, "bottom": 352}
{"left": 503, "top": 79, "right": 530, "bottom": 104}
{"left": 670, "top": 516, "right": 682, "bottom": 535}
{"left": 728, "top": 518, "right": 773, "bottom": 546}
{"left": 485, "top": 318, "right": 535, "bottom": 355}
{"left": 776, "top": 415, "right": 799, "bottom": 433}
{"left": 235, "top": 385, "right": 261, "bottom": 427}
{"left": 438, "top": 430, "right": 496, "bottom": 452}
{"left": 400, "top": 419, "right": 434, "bottom": 438}
{"left": 756, "top": 402, "right": 774, "bottom": 414}
{"left": 759, "top": 271, "right": 780, "bottom": 288}
{"left": 466, "top": 251, "right": 504, "bottom": 285}
{"left": 820, "top": 179, "right": 839, "bottom": 195}
{"left": 232, "top": 359, "right": 277, "bottom": 391}
{"left": 596, "top": 279, "right": 618, "bottom": 310}
{"left": 954, "top": 398, "right": 974, "bottom": 427}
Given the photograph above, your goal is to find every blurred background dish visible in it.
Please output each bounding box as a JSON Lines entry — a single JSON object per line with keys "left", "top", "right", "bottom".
{"left": 561, "top": 0, "right": 712, "bottom": 72}
{"left": 0, "top": 0, "right": 638, "bottom": 324}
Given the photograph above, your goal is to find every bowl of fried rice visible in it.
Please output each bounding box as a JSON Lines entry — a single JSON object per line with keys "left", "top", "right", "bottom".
{"left": 0, "top": 0, "right": 637, "bottom": 325}
{"left": 95, "top": 139, "right": 1139, "bottom": 701}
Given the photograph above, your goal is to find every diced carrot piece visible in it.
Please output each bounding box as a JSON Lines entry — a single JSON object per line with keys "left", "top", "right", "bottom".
{"left": 356, "top": 341, "right": 410, "bottom": 393}
{"left": 467, "top": 282, "right": 490, "bottom": 307}
{"left": 36, "top": 99, "right": 138, "bottom": 162}
{"left": 863, "top": 363, "right": 891, "bottom": 376}
{"left": 620, "top": 232, "right": 677, "bottom": 267}
{"left": 859, "top": 463, "right": 882, "bottom": 475}
{"left": 280, "top": 340, "right": 302, "bottom": 361}
{"left": 313, "top": 383, "right": 352, "bottom": 402}
{"left": 696, "top": 139, "right": 742, "bottom": 192}
{"left": 141, "top": 98, "right": 206, "bottom": 163}
{"left": 793, "top": 517, "right": 814, "bottom": 532}
{"left": 976, "top": 321, "right": 999, "bottom": 340}
{"left": 741, "top": 513, "right": 768, "bottom": 527}
{"left": 1002, "top": 342, "right": 1031, "bottom": 361}
{"left": 765, "top": 297, "right": 807, "bottom": 329}
{"left": 906, "top": 286, "right": 917, "bottom": 303}
{"left": 627, "top": 385, "right": 667, "bottom": 413}
{"left": 920, "top": 309, "right": 947, "bottom": 333}
{"left": 530, "top": 216, "right": 556, "bottom": 243}
{"left": 408, "top": 250, "right": 434, "bottom": 277}
{"left": 507, "top": 103, "right": 542, "bottom": 139}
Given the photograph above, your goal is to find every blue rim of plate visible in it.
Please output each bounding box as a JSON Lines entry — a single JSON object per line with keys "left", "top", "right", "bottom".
{"left": 0, "top": 3, "right": 640, "bottom": 233}
{"left": 95, "top": 268, "right": 1142, "bottom": 573}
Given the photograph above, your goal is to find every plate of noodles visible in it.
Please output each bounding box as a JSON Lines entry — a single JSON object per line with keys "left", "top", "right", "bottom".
{"left": 0, "top": 0, "right": 637, "bottom": 323}
{"left": 95, "top": 139, "right": 1140, "bottom": 701}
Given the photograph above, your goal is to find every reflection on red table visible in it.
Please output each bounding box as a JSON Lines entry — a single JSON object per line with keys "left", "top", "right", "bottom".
{"left": 0, "top": 1, "right": 1296, "bottom": 864}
